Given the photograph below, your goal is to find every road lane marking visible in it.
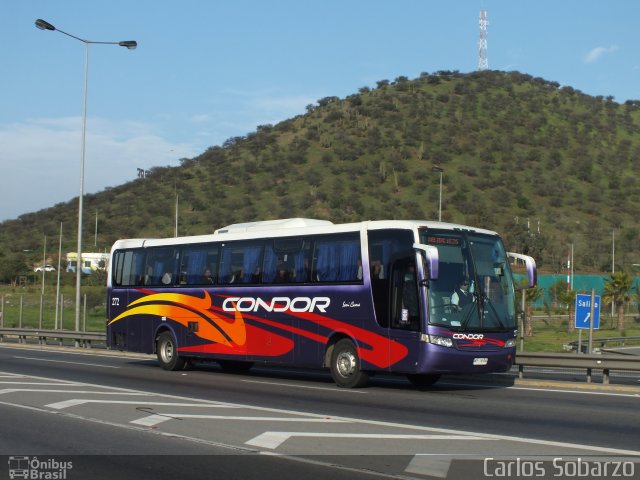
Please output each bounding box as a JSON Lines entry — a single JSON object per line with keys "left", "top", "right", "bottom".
{"left": 46, "top": 399, "right": 243, "bottom": 409}
{"left": 405, "top": 454, "right": 457, "bottom": 479}
{"left": 131, "top": 414, "right": 350, "bottom": 427}
{"left": 0, "top": 381, "right": 84, "bottom": 386}
{"left": 0, "top": 388, "right": 151, "bottom": 395}
{"left": 426, "top": 381, "right": 640, "bottom": 398}
{"left": 13, "top": 356, "right": 120, "bottom": 368}
{"left": 406, "top": 454, "right": 487, "bottom": 478}
{"left": 510, "top": 385, "right": 640, "bottom": 398}
{"left": 246, "top": 433, "right": 487, "bottom": 449}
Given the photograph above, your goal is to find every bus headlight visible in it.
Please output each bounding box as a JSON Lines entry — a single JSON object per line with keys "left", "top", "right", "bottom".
{"left": 504, "top": 338, "right": 516, "bottom": 348}
{"left": 426, "top": 335, "right": 454, "bottom": 348}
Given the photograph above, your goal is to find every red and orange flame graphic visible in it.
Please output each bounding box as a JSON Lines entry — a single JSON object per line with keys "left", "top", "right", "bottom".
{"left": 110, "top": 290, "right": 408, "bottom": 367}
{"left": 109, "top": 291, "right": 246, "bottom": 347}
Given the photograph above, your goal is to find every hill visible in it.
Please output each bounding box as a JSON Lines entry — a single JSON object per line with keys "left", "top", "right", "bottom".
{"left": 2, "top": 70, "right": 640, "bottom": 279}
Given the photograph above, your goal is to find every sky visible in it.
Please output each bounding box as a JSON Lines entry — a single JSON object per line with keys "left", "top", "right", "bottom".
{"left": 1, "top": 1, "right": 639, "bottom": 222}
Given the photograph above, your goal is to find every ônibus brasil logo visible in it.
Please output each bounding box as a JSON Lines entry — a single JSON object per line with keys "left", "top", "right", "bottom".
{"left": 8, "top": 456, "right": 73, "bottom": 479}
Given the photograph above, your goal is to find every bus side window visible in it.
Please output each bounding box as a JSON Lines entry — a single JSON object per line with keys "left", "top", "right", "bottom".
{"left": 264, "top": 238, "right": 312, "bottom": 284}
{"left": 219, "top": 242, "right": 263, "bottom": 285}
{"left": 179, "top": 245, "right": 219, "bottom": 285}
{"left": 142, "top": 247, "right": 177, "bottom": 286}
{"left": 313, "top": 234, "right": 360, "bottom": 282}
{"left": 112, "top": 249, "right": 145, "bottom": 287}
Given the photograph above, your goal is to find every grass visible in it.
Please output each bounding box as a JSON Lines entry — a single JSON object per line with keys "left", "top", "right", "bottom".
{"left": 519, "top": 313, "right": 640, "bottom": 353}
{"left": 0, "top": 284, "right": 106, "bottom": 332}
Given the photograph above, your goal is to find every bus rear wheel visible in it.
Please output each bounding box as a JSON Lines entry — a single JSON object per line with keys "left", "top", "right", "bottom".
{"left": 330, "top": 339, "right": 369, "bottom": 388}
{"left": 156, "top": 331, "right": 186, "bottom": 371}
{"left": 406, "top": 373, "right": 441, "bottom": 388}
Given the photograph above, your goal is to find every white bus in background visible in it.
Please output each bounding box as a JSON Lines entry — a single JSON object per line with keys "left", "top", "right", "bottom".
{"left": 66, "top": 252, "right": 109, "bottom": 274}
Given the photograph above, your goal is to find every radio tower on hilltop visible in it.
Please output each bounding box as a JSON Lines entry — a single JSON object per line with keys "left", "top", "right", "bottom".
{"left": 478, "top": 10, "right": 489, "bottom": 71}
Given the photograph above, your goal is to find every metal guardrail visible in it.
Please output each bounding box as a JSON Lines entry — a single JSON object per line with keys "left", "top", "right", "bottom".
{"left": 0, "top": 327, "right": 105, "bottom": 348}
{"left": 516, "top": 352, "right": 640, "bottom": 385}
{"left": 564, "top": 336, "right": 640, "bottom": 352}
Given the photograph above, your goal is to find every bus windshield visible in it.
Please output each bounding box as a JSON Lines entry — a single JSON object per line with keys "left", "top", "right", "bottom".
{"left": 421, "top": 229, "right": 516, "bottom": 331}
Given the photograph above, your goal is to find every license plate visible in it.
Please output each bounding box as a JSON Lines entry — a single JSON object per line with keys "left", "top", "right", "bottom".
{"left": 473, "top": 357, "right": 488, "bottom": 366}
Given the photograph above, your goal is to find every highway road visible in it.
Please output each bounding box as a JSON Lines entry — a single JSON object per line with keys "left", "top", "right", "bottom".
{"left": 0, "top": 343, "right": 638, "bottom": 480}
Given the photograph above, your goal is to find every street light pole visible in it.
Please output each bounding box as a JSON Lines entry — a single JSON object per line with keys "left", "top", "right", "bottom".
{"left": 432, "top": 165, "right": 444, "bottom": 222}
{"left": 41, "top": 235, "right": 46, "bottom": 296}
{"left": 612, "top": 229, "right": 615, "bottom": 318}
{"left": 39, "top": 235, "right": 46, "bottom": 329}
{"left": 55, "top": 222, "right": 62, "bottom": 330}
{"left": 35, "top": 19, "right": 136, "bottom": 339}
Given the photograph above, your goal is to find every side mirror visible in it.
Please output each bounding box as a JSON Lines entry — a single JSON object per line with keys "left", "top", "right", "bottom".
{"left": 413, "top": 243, "right": 439, "bottom": 280}
{"left": 507, "top": 252, "right": 537, "bottom": 289}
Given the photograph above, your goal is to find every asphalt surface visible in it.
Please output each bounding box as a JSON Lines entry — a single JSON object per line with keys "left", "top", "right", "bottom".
{"left": 0, "top": 343, "right": 638, "bottom": 480}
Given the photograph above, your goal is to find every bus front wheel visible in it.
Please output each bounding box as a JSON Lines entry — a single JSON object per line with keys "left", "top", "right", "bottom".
{"left": 330, "top": 339, "right": 369, "bottom": 388}
{"left": 156, "top": 332, "right": 187, "bottom": 371}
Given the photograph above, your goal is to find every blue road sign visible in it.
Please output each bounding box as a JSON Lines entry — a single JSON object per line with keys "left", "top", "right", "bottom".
{"left": 575, "top": 293, "right": 600, "bottom": 330}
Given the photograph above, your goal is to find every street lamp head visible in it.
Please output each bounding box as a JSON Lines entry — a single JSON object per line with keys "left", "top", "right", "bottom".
{"left": 119, "top": 40, "right": 137, "bottom": 50}
{"left": 432, "top": 165, "right": 444, "bottom": 173}
{"left": 35, "top": 20, "right": 137, "bottom": 48}
{"left": 35, "top": 19, "right": 56, "bottom": 31}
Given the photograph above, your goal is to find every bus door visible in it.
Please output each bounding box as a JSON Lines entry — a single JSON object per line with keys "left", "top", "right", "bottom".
{"left": 387, "top": 255, "right": 422, "bottom": 371}
{"left": 108, "top": 249, "right": 135, "bottom": 350}
{"left": 109, "top": 248, "right": 154, "bottom": 353}
{"left": 108, "top": 285, "right": 128, "bottom": 350}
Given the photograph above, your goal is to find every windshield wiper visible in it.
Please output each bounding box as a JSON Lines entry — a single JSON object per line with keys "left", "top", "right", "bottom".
{"left": 478, "top": 291, "right": 506, "bottom": 330}
{"left": 458, "top": 302, "right": 478, "bottom": 330}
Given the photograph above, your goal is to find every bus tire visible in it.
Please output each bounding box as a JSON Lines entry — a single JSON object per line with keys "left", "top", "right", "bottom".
{"left": 330, "top": 339, "right": 369, "bottom": 388}
{"left": 217, "top": 360, "right": 254, "bottom": 373}
{"left": 406, "top": 373, "right": 441, "bottom": 388}
{"left": 156, "top": 331, "right": 186, "bottom": 371}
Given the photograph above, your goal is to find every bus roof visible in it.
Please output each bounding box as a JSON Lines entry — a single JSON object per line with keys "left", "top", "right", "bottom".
{"left": 215, "top": 218, "right": 333, "bottom": 233}
{"left": 110, "top": 219, "right": 499, "bottom": 252}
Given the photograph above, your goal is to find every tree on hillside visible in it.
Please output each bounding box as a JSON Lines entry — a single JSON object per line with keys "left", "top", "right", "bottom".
{"left": 4, "top": 71, "right": 640, "bottom": 275}
{"left": 0, "top": 255, "right": 29, "bottom": 284}
{"left": 602, "top": 272, "right": 635, "bottom": 332}
{"left": 504, "top": 221, "right": 547, "bottom": 267}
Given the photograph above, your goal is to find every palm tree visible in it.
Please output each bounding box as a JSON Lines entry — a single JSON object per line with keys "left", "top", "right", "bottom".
{"left": 546, "top": 280, "right": 577, "bottom": 332}
{"left": 602, "top": 272, "right": 635, "bottom": 332}
{"left": 516, "top": 281, "right": 543, "bottom": 337}
{"left": 557, "top": 287, "right": 578, "bottom": 333}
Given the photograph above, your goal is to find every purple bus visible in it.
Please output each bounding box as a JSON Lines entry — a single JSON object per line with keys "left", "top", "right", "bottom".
{"left": 107, "top": 218, "right": 536, "bottom": 388}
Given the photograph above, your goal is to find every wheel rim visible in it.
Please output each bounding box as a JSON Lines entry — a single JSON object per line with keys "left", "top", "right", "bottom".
{"left": 160, "top": 338, "right": 174, "bottom": 363}
{"left": 336, "top": 350, "right": 357, "bottom": 377}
